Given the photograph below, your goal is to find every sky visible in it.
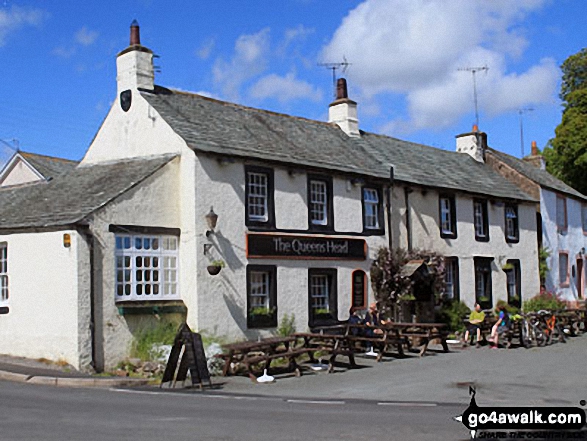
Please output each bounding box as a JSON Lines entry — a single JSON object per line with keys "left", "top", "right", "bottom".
{"left": 0, "top": 0, "right": 586, "bottom": 165}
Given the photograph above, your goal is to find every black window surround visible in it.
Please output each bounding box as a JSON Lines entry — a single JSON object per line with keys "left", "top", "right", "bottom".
{"left": 444, "top": 257, "right": 460, "bottom": 301}
{"left": 307, "top": 174, "right": 334, "bottom": 232}
{"left": 474, "top": 257, "right": 493, "bottom": 309}
{"left": 473, "top": 199, "right": 489, "bottom": 242}
{"left": 504, "top": 203, "right": 519, "bottom": 243}
{"left": 246, "top": 265, "right": 277, "bottom": 329}
{"left": 308, "top": 268, "right": 338, "bottom": 327}
{"left": 361, "top": 186, "right": 385, "bottom": 235}
{"left": 506, "top": 259, "right": 521, "bottom": 308}
{"left": 245, "top": 165, "right": 275, "bottom": 229}
{"left": 438, "top": 194, "right": 457, "bottom": 239}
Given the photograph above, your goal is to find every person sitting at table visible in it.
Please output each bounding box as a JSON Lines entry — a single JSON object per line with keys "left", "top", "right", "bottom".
{"left": 348, "top": 308, "right": 362, "bottom": 336}
{"left": 463, "top": 303, "right": 485, "bottom": 348}
{"left": 363, "top": 303, "right": 385, "bottom": 336}
{"left": 489, "top": 304, "right": 510, "bottom": 349}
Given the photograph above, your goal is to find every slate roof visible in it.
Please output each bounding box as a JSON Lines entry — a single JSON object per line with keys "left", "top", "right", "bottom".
{"left": 20, "top": 151, "right": 78, "bottom": 180}
{"left": 0, "top": 155, "right": 175, "bottom": 231}
{"left": 487, "top": 148, "right": 587, "bottom": 202}
{"left": 141, "top": 87, "right": 535, "bottom": 202}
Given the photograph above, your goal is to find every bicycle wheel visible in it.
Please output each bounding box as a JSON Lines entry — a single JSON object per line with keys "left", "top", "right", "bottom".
{"left": 534, "top": 324, "right": 547, "bottom": 347}
{"left": 521, "top": 320, "right": 531, "bottom": 348}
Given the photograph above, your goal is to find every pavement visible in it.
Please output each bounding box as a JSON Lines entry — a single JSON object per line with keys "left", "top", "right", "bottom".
{"left": 1, "top": 334, "right": 586, "bottom": 407}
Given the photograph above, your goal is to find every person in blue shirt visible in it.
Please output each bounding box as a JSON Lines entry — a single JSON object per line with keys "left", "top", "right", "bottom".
{"left": 489, "top": 304, "right": 510, "bottom": 348}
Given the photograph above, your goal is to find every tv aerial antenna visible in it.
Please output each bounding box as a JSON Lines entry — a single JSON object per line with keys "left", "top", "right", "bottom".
{"left": 458, "top": 65, "right": 488, "bottom": 129}
{"left": 518, "top": 107, "right": 534, "bottom": 157}
{"left": 318, "top": 56, "right": 352, "bottom": 98}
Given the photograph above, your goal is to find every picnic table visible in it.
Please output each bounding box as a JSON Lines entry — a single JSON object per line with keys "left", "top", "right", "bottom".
{"left": 344, "top": 323, "right": 407, "bottom": 361}
{"left": 219, "top": 336, "right": 310, "bottom": 382}
{"left": 293, "top": 327, "right": 357, "bottom": 373}
{"left": 557, "top": 309, "right": 586, "bottom": 335}
{"left": 386, "top": 322, "right": 449, "bottom": 356}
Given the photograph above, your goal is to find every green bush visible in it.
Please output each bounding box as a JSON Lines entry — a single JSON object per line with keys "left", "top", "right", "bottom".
{"left": 276, "top": 313, "right": 296, "bottom": 337}
{"left": 435, "top": 300, "right": 470, "bottom": 332}
{"left": 523, "top": 290, "right": 566, "bottom": 313}
{"left": 495, "top": 299, "right": 520, "bottom": 315}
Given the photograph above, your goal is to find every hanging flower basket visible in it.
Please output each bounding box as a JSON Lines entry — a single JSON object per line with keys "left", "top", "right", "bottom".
{"left": 207, "top": 260, "right": 225, "bottom": 275}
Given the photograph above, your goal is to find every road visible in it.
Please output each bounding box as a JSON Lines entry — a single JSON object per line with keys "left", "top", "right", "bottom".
{"left": 0, "top": 380, "right": 468, "bottom": 441}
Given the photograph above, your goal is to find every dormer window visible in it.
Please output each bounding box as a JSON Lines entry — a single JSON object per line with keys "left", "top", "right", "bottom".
{"left": 245, "top": 166, "right": 274, "bottom": 228}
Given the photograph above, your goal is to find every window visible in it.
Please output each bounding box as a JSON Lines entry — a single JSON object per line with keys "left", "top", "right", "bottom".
{"left": 506, "top": 260, "right": 521, "bottom": 308}
{"left": 351, "top": 270, "right": 367, "bottom": 310}
{"left": 247, "top": 265, "right": 277, "bottom": 328}
{"left": 0, "top": 244, "right": 7, "bottom": 307}
{"left": 444, "top": 257, "right": 459, "bottom": 301}
{"left": 308, "top": 269, "right": 337, "bottom": 326}
{"left": 245, "top": 166, "right": 274, "bottom": 228}
{"left": 362, "top": 187, "right": 384, "bottom": 234}
{"left": 115, "top": 234, "right": 179, "bottom": 302}
{"left": 308, "top": 176, "right": 333, "bottom": 231}
{"left": 504, "top": 204, "right": 519, "bottom": 243}
{"left": 559, "top": 252, "right": 570, "bottom": 287}
{"left": 473, "top": 200, "right": 489, "bottom": 241}
{"left": 474, "top": 257, "right": 493, "bottom": 309}
{"left": 556, "top": 195, "right": 567, "bottom": 232}
{"left": 583, "top": 205, "right": 587, "bottom": 233}
{"left": 439, "top": 195, "right": 457, "bottom": 238}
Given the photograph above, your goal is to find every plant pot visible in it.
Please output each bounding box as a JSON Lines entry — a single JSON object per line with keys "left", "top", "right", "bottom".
{"left": 207, "top": 265, "right": 222, "bottom": 275}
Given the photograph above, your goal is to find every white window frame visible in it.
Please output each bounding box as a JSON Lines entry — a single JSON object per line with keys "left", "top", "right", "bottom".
{"left": 444, "top": 258, "right": 458, "bottom": 300}
{"left": 363, "top": 188, "right": 380, "bottom": 230}
{"left": 310, "top": 180, "right": 328, "bottom": 226}
{"left": 440, "top": 197, "right": 453, "bottom": 234}
{"left": 505, "top": 205, "right": 519, "bottom": 241}
{"left": 473, "top": 201, "right": 486, "bottom": 238}
{"left": 249, "top": 271, "right": 270, "bottom": 312}
{"left": 310, "top": 274, "right": 329, "bottom": 314}
{"left": 0, "top": 244, "right": 7, "bottom": 307}
{"left": 115, "top": 234, "right": 179, "bottom": 302}
{"left": 247, "top": 172, "right": 268, "bottom": 222}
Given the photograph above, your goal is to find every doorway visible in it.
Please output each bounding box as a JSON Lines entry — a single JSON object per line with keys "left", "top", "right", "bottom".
{"left": 577, "top": 257, "right": 584, "bottom": 299}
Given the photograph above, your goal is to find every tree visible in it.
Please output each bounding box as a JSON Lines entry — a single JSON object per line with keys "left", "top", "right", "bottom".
{"left": 543, "top": 48, "right": 587, "bottom": 195}
{"left": 370, "top": 247, "right": 445, "bottom": 321}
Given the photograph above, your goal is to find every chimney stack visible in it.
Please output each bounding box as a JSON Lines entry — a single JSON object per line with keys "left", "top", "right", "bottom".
{"left": 328, "top": 78, "right": 360, "bottom": 138}
{"left": 523, "top": 140, "right": 546, "bottom": 169}
{"left": 455, "top": 124, "right": 487, "bottom": 162}
{"left": 116, "top": 20, "right": 154, "bottom": 94}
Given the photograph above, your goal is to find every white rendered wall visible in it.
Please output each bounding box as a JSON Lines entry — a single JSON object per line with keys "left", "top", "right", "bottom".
{"left": 0, "top": 230, "right": 91, "bottom": 369}
{"left": 81, "top": 91, "right": 185, "bottom": 164}
{"left": 541, "top": 188, "right": 587, "bottom": 300}
{"left": 0, "top": 157, "right": 43, "bottom": 187}
{"left": 194, "top": 154, "right": 388, "bottom": 340}
{"left": 405, "top": 187, "right": 540, "bottom": 308}
{"left": 88, "top": 158, "right": 182, "bottom": 369}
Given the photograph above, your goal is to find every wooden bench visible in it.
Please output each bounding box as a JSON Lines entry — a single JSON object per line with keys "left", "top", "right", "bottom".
{"left": 388, "top": 323, "right": 449, "bottom": 356}
{"left": 345, "top": 324, "right": 407, "bottom": 361}
{"left": 242, "top": 347, "right": 315, "bottom": 381}
{"left": 293, "top": 331, "right": 356, "bottom": 373}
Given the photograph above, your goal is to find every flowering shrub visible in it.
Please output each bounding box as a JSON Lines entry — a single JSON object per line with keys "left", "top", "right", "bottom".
{"left": 523, "top": 289, "right": 566, "bottom": 312}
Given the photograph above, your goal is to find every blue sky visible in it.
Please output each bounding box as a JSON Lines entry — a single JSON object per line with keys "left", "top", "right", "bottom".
{"left": 0, "top": 0, "right": 585, "bottom": 164}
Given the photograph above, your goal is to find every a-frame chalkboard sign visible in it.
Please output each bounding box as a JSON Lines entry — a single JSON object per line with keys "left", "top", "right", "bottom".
{"left": 160, "top": 323, "right": 212, "bottom": 390}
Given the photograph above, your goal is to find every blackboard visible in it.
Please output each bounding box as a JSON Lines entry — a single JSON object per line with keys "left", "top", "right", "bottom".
{"left": 352, "top": 270, "right": 366, "bottom": 309}
{"left": 161, "top": 323, "right": 211, "bottom": 389}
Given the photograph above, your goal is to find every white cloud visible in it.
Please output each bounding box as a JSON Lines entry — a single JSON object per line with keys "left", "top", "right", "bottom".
{"left": 75, "top": 26, "right": 98, "bottom": 46}
{"left": 196, "top": 37, "right": 215, "bottom": 60}
{"left": 278, "top": 24, "right": 314, "bottom": 56}
{"left": 321, "top": 0, "right": 557, "bottom": 133}
{"left": 212, "top": 28, "right": 270, "bottom": 100}
{"left": 0, "top": 5, "right": 45, "bottom": 47}
{"left": 249, "top": 72, "right": 323, "bottom": 104}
